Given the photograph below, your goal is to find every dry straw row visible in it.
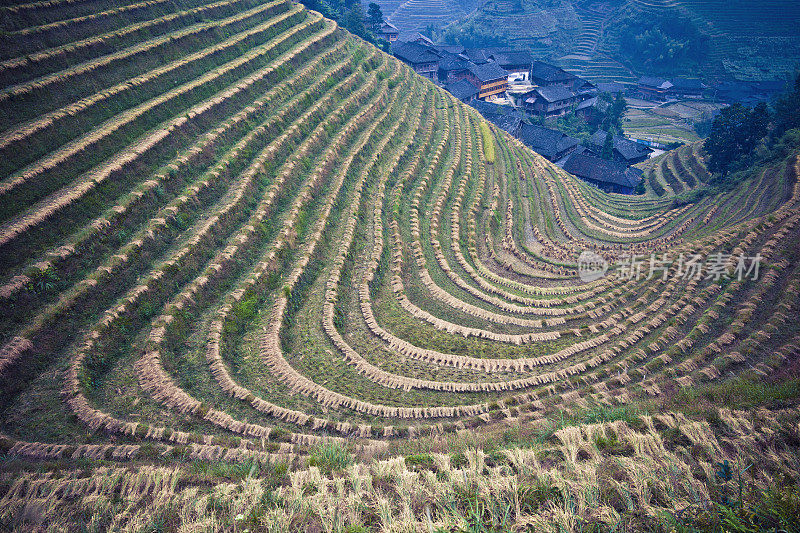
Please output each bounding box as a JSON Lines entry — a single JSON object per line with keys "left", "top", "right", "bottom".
{"left": 59, "top": 26, "right": 373, "bottom": 446}
{"left": 0, "top": 9, "right": 323, "bottom": 248}
{"left": 0, "top": 0, "right": 262, "bottom": 76}
{"left": 0, "top": 0, "right": 290, "bottom": 109}
{"left": 209, "top": 60, "right": 419, "bottom": 437}
{"left": 135, "top": 55, "right": 399, "bottom": 441}
{"left": 0, "top": 31, "right": 345, "bottom": 306}
{"left": 0, "top": 21, "right": 341, "bottom": 377}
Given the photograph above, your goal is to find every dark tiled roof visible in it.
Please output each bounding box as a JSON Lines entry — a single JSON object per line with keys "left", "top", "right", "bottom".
{"left": 517, "top": 124, "right": 578, "bottom": 160}
{"left": 638, "top": 76, "right": 672, "bottom": 89}
{"left": 671, "top": 77, "right": 706, "bottom": 90}
{"left": 529, "top": 61, "right": 576, "bottom": 83}
{"left": 437, "top": 51, "right": 470, "bottom": 72}
{"left": 486, "top": 114, "right": 522, "bottom": 136}
{"left": 463, "top": 48, "right": 492, "bottom": 64}
{"left": 590, "top": 131, "right": 652, "bottom": 161}
{"left": 563, "top": 154, "right": 643, "bottom": 188}
{"left": 468, "top": 61, "right": 508, "bottom": 82}
{"left": 380, "top": 21, "right": 399, "bottom": 33}
{"left": 534, "top": 85, "right": 576, "bottom": 103}
{"left": 488, "top": 50, "right": 535, "bottom": 69}
{"left": 470, "top": 100, "right": 509, "bottom": 116}
{"left": 397, "top": 31, "right": 433, "bottom": 45}
{"left": 392, "top": 41, "right": 439, "bottom": 65}
{"left": 446, "top": 79, "right": 479, "bottom": 100}
{"left": 576, "top": 96, "right": 597, "bottom": 111}
{"left": 575, "top": 79, "right": 597, "bottom": 93}
{"left": 469, "top": 101, "right": 525, "bottom": 135}
{"left": 597, "top": 81, "right": 626, "bottom": 94}
{"left": 431, "top": 44, "right": 465, "bottom": 55}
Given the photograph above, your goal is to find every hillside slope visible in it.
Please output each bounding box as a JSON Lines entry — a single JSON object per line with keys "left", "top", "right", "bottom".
{"left": 440, "top": 0, "right": 800, "bottom": 81}
{"left": 0, "top": 0, "right": 799, "bottom": 531}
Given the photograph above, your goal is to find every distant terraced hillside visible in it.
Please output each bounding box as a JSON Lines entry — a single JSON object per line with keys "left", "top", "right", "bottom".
{"left": 1, "top": 0, "right": 800, "bottom": 530}
{"left": 441, "top": 0, "right": 799, "bottom": 80}
{"left": 637, "top": 141, "right": 710, "bottom": 197}
{"left": 604, "top": 0, "right": 800, "bottom": 79}
{"left": 440, "top": 0, "right": 581, "bottom": 57}
{"left": 386, "top": 0, "right": 469, "bottom": 33}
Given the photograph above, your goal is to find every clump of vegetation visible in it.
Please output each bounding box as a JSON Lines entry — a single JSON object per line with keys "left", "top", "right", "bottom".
{"left": 704, "top": 71, "right": 800, "bottom": 183}
{"left": 480, "top": 122, "right": 496, "bottom": 163}
{"left": 307, "top": 442, "right": 353, "bottom": 474}
{"left": 610, "top": 10, "right": 710, "bottom": 74}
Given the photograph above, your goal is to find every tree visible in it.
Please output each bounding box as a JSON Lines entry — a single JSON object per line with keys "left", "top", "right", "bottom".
{"left": 773, "top": 71, "right": 800, "bottom": 138}
{"left": 590, "top": 92, "right": 627, "bottom": 135}
{"left": 750, "top": 102, "right": 770, "bottom": 142}
{"left": 704, "top": 103, "right": 771, "bottom": 178}
{"left": 367, "top": 2, "right": 383, "bottom": 33}
{"left": 601, "top": 132, "right": 614, "bottom": 160}
{"left": 608, "top": 93, "right": 628, "bottom": 134}
{"left": 342, "top": 2, "right": 368, "bottom": 39}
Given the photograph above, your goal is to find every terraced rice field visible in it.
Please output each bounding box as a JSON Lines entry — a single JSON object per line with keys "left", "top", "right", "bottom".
{"left": 637, "top": 142, "right": 710, "bottom": 197}
{"left": 1, "top": 0, "right": 800, "bottom": 530}
{"left": 386, "top": 0, "right": 466, "bottom": 33}
{"left": 623, "top": 0, "right": 800, "bottom": 79}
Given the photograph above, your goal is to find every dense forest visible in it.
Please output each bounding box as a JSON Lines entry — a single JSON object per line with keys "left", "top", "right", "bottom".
{"left": 605, "top": 10, "right": 710, "bottom": 75}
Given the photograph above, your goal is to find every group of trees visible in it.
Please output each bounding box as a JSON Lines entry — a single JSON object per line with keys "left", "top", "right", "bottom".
{"left": 299, "top": 0, "right": 389, "bottom": 50}
{"left": 704, "top": 72, "right": 800, "bottom": 179}
{"left": 704, "top": 103, "right": 770, "bottom": 177}
{"left": 593, "top": 92, "right": 628, "bottom": 135}
{"left": 612, "top": 11, "right": 710, "bottom": 75}
{"left": 440, "top": 20, "right": 510, "bottom": 48}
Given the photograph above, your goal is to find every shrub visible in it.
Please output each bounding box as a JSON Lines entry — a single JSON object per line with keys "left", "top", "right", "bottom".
{"left": 269, "top": 427, "right": 290, "bottom": 442}
{"left": 404, "top": 453, "right": 436, "bottom": 472}
{"left": 307, "top": 442, "right": 352, "bottom": 474}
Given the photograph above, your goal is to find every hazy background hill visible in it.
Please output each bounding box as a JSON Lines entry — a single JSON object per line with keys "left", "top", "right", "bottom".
{"left": 370, "top": 0, "right": 800, "bottom": 82}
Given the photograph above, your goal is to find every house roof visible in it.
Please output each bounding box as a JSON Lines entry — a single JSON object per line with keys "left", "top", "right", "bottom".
{"left": 576, "top": 96, "right": 597, "bottom": 111}
{"left": 590, "top": 131, "right": 652, "bottom": 161}
{"left": 517, "top": 124, "right": 578, "bottom": 160}
{"left": 671, "top": 77, "right": 706, "bottom": 90}
{"left": 533, "top": 85, "right": 576, "bottom": 103}
{"left": 597, "top": 81, "right": 627, "bottom": 94}
{"left": 392, "top": 41, "right": 439, "bottom": 65}
{"left": 446, "top": 79, "right": 479, "bottom": 100}
{"left": 485, "top": 114, "right": 523, "bottom": 135}
{"left": 431, "top": 44, "right": 465, "bottom": 55}
{"left": 563, "top": 154, "right": 644, "bottom": 189}
{"left": 462, "top": 48, "right": 492, "bottom": 64}
{"left": 488, "top": 50, "right": 535, "bottom": 69}
{"left": 468, "top": 61, "right": 508, "bottom": 83}
{"left": 437, "top": 51, "right": 470, "bottom": 72}
{"left": 575, "top": 79, "right": 597, "bottom": 93}
{"left": 379, "top": 21, "right": 399, "bottom": 33}
{"left": 639, "top": 76, "right": 673, "bottom": 90}
{"left": 397, "top": 31, "right": 434, "bottom": 45}
{"left": 470, "top": 100, "right": 526, "bottom": 135}
{"left": 529, "top": 61, "right": 577, "bottom": 83}
{"left": 470, "top": 100, "right": 511, "bottom": 116}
